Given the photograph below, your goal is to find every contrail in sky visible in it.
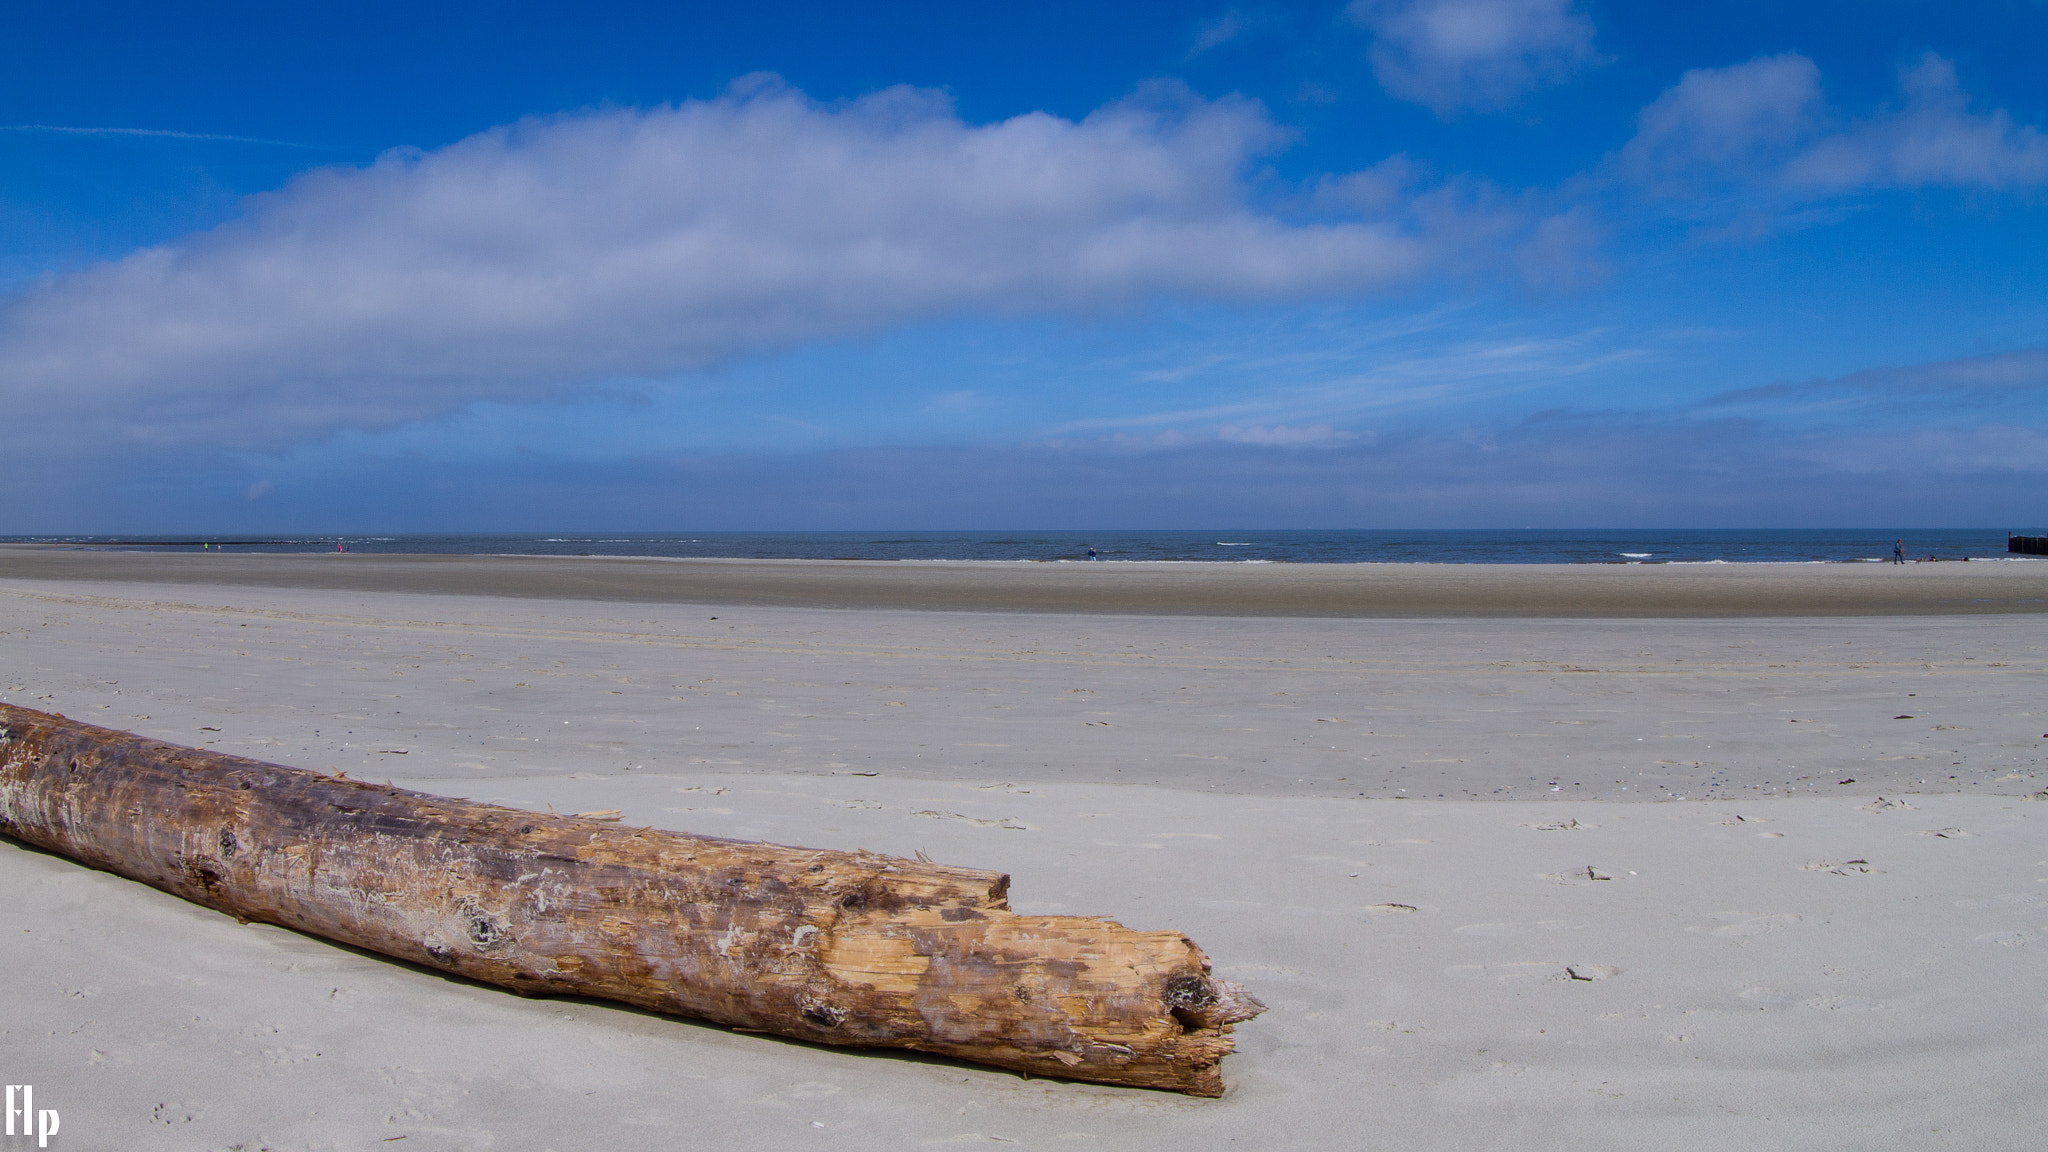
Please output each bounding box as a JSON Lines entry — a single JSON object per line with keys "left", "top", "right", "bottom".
{"left": 0, "top": 124, "right": 328, "bottom": 147}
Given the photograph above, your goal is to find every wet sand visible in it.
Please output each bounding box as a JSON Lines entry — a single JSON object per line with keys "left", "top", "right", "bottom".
{"left": 2, "top": 561, "right": 2045, "bottom": 1149}
{"left": 3, "top": 546, "right": 2046, "bottom": 616}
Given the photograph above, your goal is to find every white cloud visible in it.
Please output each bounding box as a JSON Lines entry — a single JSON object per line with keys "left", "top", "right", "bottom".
{"left": 1348, "top": 0, "right": 1600, "bottom": 113}
{"left": 1623, "top": 52, "right": 2048, "bottom": 201}
{"left": 1787, "top": 54, "right": 2048, "bottom": 190}
{"left": 1621, "top": 54, "right": 1826, "bottom": 193}
{"left": 0, "top": 78, "right": 1446, "bottom": 452}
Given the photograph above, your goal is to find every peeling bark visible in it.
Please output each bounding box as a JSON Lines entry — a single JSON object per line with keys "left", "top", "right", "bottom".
{"left": 0, "top": 704, "right": 1261, "bottom": 1094}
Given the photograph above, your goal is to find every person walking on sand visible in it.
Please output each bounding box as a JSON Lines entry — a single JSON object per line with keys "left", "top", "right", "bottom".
{"left": 1087, "top": 546, "right": 1098, "bottom": 561}
{"left": 1893, "top": 538, "right": 1905, "bottom": 564}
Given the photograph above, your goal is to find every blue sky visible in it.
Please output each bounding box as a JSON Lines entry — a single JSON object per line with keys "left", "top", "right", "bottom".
{"left": 2, "top": 0, "right": 2044, "bottom": 531}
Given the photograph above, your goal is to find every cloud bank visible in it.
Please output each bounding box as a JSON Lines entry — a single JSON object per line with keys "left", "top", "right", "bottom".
{"left": 0, "top": 78, "right": 1449, "bottom": 451}
{"left": 7, "top": 339, "right": 2038, "bottom": 533}
{"left": 60, "top": 413, "right": 2040, "bottom": 535}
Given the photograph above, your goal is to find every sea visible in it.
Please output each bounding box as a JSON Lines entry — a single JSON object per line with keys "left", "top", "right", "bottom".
{"left": 6, "top": 529, "right": 2040, "bottom": 564}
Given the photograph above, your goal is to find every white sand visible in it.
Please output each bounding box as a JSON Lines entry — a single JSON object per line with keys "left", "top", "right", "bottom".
{"left": 2, "top": 573, "right": 2045, "bottom": 1149}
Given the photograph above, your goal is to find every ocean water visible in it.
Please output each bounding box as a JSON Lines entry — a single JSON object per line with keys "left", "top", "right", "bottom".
{"left": 7, "top": 529, "right": 2040, "bottom": 564}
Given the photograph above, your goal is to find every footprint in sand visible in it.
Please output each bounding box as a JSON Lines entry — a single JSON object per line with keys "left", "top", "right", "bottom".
{"left": 1539, "top": 865, "right": 1623, "bottom": 885}
{"left": 1954, "top": 894, "right": 2044, "bottom": 909}
{"left": 1973, "top": 930, "right": 2033, "bottom": 947}
{"left": 1802, "top": 995, "right": 1887, "bottom": 1012}
{"left": 1454, "top": 921, "right": 1588, "bottom": 937}
{"left": 1522, "top": 819, "right": 1598, "bottom": 831}
{"left": 1442, "top": 961, "right": 1558, "bottom": 982}
{"left": 1443, "top": 962, "right": 1622, "bottom": 983}
{"left": 1859, "top": 797, "right": 1914, "bottom": 813}
{"left": 1801, "top": 859, "right": 1881, "bottom": 875}
{"left": 1362, "top": 903, "right": 1420, "bottom": 915}
{"left": 1455, "top": 923, "right": 1524, "bottom": 937}
{"left": 913, "top": 810, "right": 1029, "bottom": 830}
{"left": 1689, "top": 912, "right": 1806, "bottom": 937}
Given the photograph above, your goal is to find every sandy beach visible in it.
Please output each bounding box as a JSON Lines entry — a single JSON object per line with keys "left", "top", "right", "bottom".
{"left": 3, "top": 555, "right": 2045, "bottom": 1149}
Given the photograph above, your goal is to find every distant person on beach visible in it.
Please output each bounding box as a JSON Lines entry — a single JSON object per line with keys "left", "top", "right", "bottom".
{"left": 1087, "top": 546, "right": 1099, "bottom": 561}
{"left": 1893, "top": 539, "right": 1905, "bottom": 564}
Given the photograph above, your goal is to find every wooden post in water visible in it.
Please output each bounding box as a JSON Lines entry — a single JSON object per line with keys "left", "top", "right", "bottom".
{"left": 0, "top": 703, "right": 1261, "bottom": 1095}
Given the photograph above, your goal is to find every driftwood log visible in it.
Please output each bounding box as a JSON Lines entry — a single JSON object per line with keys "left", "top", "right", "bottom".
{"left": 0, "top": 704, "right": 1261, "bottom": 1095}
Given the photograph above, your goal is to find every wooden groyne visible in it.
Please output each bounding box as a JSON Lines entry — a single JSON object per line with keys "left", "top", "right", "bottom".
{"left": 2010, "top": 534, "right": 2048, "bottom": 556}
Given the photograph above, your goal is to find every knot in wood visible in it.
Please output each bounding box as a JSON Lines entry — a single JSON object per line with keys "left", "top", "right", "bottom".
{"left": 800, "top": 1000, "right": 845, "bottom": 1029}
{"left": 1163, "top": 972, "right": 1214, "bottom": 1011}
{"left": 466, "top": 914, "right": 506, "bottom": 948}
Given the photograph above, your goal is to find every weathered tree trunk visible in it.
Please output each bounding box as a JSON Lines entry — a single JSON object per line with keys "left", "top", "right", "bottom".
{"left": 0, "top": 704, "right": 1261, "bottom": 1095}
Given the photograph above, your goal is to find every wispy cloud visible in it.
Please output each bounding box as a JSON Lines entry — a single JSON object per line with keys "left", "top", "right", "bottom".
{"left": 0, "top": 124, "right": 321, "bottom": 148}
{"left": 1500, "top": 346, "right": 2048, "bottom": 444}
{"left": 924, "top": 389, "right": 989, "bottom": 415}
{"left": 1307, "top": 154, "right": 1607, "bottom": 287}
{"left": 1216, "top": 422, "right": 1354, "bottom": 445}
{"left": 1037, "top": 322, "right": 1648, "bottom": 444}
{"left": 1188, "top": 9, "right": 1250, "bottom": 57}
{"left": 1702, "top": 347, "right": 2048, "bottom": 418}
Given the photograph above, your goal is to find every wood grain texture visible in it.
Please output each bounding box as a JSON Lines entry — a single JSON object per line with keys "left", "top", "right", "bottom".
{"left": 0, "top": 703, "right": 1261, "bottom": 1094}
